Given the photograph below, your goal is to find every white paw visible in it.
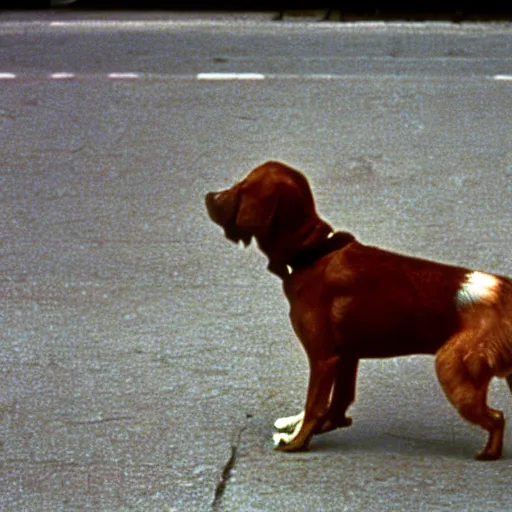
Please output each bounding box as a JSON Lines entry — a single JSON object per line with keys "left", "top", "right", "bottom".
{"left": 273, "top": 431, "right": 293, "bottom": 447}
{"left": 274, "top": 411, "right": 304, "bottom": 433}
{"left": 273, "top": 413, "right": 304, "bottom": 446}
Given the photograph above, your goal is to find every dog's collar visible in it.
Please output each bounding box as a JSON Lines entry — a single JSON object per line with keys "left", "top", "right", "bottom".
{"left": 288, "top": 231, "right": 355, "bottom": 274}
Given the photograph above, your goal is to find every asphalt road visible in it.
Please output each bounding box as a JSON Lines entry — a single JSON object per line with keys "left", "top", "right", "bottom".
{"left": 1, "top": 12, "right": 512, "bottom": 511}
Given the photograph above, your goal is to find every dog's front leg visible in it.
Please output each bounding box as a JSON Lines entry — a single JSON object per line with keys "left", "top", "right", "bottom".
{"left": 273, "top": 355, "right": 339, "bottom": 451}
{"left": 315, "top": 355, "right": 358, "bottom": 434}
{"left": 274, "top": 355, "right": 358, "bottom": 436}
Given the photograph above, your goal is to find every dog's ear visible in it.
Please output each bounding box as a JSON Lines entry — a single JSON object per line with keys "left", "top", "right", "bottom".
{"left": 235, "top": 185, "right": 279, "bottom": 240}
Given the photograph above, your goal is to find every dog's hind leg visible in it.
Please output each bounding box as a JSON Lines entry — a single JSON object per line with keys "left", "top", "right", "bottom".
{"left": 506, "top": 374, "right": 512, "bottom": 393}
{"left": 436, "top": 340, "right": 505, "bottom": 460}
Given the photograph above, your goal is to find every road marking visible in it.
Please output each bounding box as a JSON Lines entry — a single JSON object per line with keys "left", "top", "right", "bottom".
{"left": 196, "top": 72, "right": 265, "bottom": 80}
{"left": 48, "top": 20, "right": 168, "bottom": 28}
{"left": 107, "top": 73, "right": 140, "bottom": 79}
{"left": 0, "top": 72, "right": 511, "bottom": 82}
{"left": 50, "top": 72, "right": 75, "bottom": 80}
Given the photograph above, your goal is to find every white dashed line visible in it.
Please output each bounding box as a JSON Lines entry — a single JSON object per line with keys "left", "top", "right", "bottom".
{"left": 196, "top": 72, "right": 265, "bottom": 80}
{"left": 107, "top": 73, "right": 140, "bottom": 79}
{"left": 1, "top": 72, "right": 512, "bottom": 82}
{"left": 50, "top": 72, "right": 75, "bottom": 80}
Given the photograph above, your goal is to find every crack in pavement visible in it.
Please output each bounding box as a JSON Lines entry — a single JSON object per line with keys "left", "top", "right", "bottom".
{"left": 211, "top": 418, "right": 250, "bottom": 511}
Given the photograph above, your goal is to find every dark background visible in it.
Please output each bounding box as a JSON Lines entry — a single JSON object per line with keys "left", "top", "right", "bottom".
{"left": 7, "top": 3, "right": 512, "bottom": 22}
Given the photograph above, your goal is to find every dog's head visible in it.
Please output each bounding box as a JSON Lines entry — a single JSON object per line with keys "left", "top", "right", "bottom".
{"left": 205, "top": 161, "right": 332, "bottom": 275}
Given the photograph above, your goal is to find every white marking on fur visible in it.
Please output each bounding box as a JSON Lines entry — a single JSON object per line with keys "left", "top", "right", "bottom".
{"left": 274, "top": 411, "right": 304, "bottom": 432}
{"left": 273, "top": 432, "right": 288, "bottom": 447}
{"left": 457, "top": 271, "right": 500, "bottom": 307}
{"left": 273, "top": 415, "right": 304, "bottom": 447}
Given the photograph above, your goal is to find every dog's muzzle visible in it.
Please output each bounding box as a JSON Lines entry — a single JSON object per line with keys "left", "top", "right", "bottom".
{"left": 205, "top": 191, "right": 251, "bottom": 246}
{"left": 205, "top": 192, "right": 222, "bottom": 224}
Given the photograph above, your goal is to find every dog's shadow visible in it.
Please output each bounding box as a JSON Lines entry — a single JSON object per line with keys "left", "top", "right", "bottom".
{"left": 307, "top": 423, "right": 507, "bottom": 461}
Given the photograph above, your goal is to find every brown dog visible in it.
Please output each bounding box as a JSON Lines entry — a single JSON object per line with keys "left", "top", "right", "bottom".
{"left": 205, "top": 161, "right": 512, "bottom": 460}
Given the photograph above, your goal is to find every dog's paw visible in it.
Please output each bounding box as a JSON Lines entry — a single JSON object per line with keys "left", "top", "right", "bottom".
{"left": 315, "top": 415, "right": 353, "bottom": 434}
{"left": 273, "top": 431, "right": 291, "bottom": 447}
{"left": 274, "top": 411, "right": 304, "bottom": 433}
{"left": 272, "top": 431, "right": 310, "bottom": 452}
{"left": 475, "top": 448, "right": 502, "bottom": 461}
{"left": 273, "top": 412, "right": 305, "bottom": 450}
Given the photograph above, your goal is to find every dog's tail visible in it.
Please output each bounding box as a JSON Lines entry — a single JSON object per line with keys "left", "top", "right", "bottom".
{"left": 502, "top": 277, "right": 512, "bottom": 393}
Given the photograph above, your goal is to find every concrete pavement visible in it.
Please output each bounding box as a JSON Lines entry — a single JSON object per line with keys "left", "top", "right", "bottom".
{"left": 1, "top": 14, "right": 511, "bottom": 511}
